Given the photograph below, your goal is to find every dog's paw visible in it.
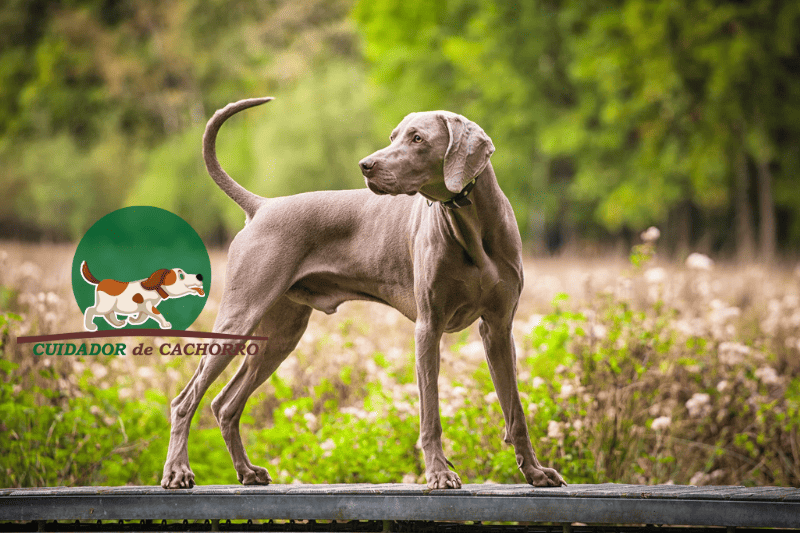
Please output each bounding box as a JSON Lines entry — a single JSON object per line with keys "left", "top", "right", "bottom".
{"left": 161, "top": 464, "right": 195, "bottom": 489}
{"left": 426, "top": 470, "right": 462, "bottom": 489}
{"left": 524, "top": 465, "right": 567, "bottom": 487}
{"left": 160, "top": 321, "right": 172, "bottom": 329}
{"left": 237, "top": 464, "right": 272, "bottom": 485}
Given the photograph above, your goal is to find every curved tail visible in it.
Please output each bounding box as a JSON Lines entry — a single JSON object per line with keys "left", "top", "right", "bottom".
{"left": 81, "top": 261, "right": 99, "bottom": 285}
{"left": 203, "top": 97, "right": 274, "bottom": 219}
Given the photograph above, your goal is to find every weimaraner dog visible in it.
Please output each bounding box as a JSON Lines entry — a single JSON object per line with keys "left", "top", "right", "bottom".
{"left": 161, "top": 97, "right": 566, "bottom": 489}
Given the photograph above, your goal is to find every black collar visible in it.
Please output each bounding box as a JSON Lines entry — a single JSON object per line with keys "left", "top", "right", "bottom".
{"left": 439, "top": 177, "right": 478, "bottom": 209}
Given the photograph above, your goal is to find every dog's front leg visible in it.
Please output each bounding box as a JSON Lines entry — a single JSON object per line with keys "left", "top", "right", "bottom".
{"left": 145, "top": 301, "right": 171, "bottom": 329}
{"left": 415, "top": 319, "right": 462, "bottom": 489}
{"left": 479, "top": 316, "right": 567, "bottom": 487}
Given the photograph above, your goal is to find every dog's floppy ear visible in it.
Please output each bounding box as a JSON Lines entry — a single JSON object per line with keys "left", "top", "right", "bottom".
{"left": 142, "top": 269, "right": 172, "bottom": 299}
{"left": 441, "top": 113, "right": 495, "bottom": 194}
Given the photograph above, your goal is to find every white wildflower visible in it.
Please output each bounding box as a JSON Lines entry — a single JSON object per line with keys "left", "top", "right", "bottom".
{"left": 691, "top": 469, "right": 725, "bottom": 485}
{"left": 754, "top": 366, "right": 779, "bottom": 385}
{"left": 460, "top": 341, "right": 484, "bottom": 359}
{"left": 689, "top": 471, "right": 709, "bottom": 486}
{"left": 304, "top": 412, "right": 318, "bottom": 430}
{"left": 484, "top": 391, "right": 498, "bottom": 404}
{"left": 716, "top": 380, "right": 729, "bottom": 392}
{"left": 718, "top": 342, "right": 749, "bottom": 366}
{"left": 531, "top": 376, "right": 546, "bottom": 389}
{"left": 92, "top": 363, "right": 109, "bottom": 379}
{"left": 650, "top": 416, "right": 671, "bottom": 431}
{"left": 283, "top": 405, "right": 298, "bottom": 418}
{"left": 523, "top": 314, "right": 544, "bottom": 330}
{"left": 685, "top": 393, "right": 711, "bottom": 418}
{"left": 686, "top": 253, "right": 714, "bottom": 271}
{"left": 19, "top": 262, "right": 42, "bottom": 280}
{"left": 559, "top": 383, "right": 575, "bottom": 399}
{"left": 641, "top": 226, "right": 661, "bottom": 243}
{"left": 547, "top": 420, "right": 564, "bottom": 440}
{"left": 135, "top": 366, "right": 154, "bottom": 380}
{"left": 591, "top": 323, "right": 608, "bottom": 340}
{"left": 644, "top": 267, "right": 666, "bottom": 285}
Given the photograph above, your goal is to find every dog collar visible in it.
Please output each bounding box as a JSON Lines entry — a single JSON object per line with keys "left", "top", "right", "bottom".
{"left": 440, "top": 177, "right": 478, "bottom": 209}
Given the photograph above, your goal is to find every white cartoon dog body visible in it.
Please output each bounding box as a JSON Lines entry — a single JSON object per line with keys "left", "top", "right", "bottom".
{"left": 81, "top": 261, "right": 205, "bottom": 331}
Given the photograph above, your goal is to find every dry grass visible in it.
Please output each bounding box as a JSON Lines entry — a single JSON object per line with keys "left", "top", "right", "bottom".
{"left": 2, "top": 240, "right": 799, "bottom": 487}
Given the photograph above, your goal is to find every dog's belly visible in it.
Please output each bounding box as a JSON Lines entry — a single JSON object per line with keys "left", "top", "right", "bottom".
{"left": 285, "top": 273, "right": 417, "bottom": 321}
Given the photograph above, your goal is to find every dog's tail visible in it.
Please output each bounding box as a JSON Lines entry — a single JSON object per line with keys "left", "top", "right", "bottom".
{"left": 203, "top": 97, "right": 274, "bottom": 220}
{"left": 81, "top": 261, "right": 100, "bottom": 285}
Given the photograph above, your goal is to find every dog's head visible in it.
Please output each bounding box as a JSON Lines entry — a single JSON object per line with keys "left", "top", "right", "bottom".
{"left": 142, "top": 268, "right": 205, "bottom": 299}
{"left": 358, "top": 111, "right": 494, "bottom": 201}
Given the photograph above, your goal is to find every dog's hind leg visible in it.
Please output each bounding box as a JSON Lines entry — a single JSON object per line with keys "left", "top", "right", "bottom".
{"left": 103, "top": 312, "right": 126, "bottom": 328}
{"left": 161, "top": 235, "right": 303, "bottom": 489}
{"left": 161, "top": 341, "right": 241, "bottom": 488}
{"left": 128, "top": 311, "right": 148, "bottom": 325}
{"left": 211, "top": 296, "right": 312, "bottom": 485}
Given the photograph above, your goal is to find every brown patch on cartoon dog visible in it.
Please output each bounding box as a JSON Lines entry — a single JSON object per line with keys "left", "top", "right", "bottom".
{"left": 132, "top": 293, "right": 144, "bottom": 304}
{"left": 152, "top": 307, "right": 161, "bottom": 315}
{"left": 142, "top": 269, "right": 169, "bottom": 290}
{"left": 164, "top": 270, "right": 177, "bottom": 285}
{"left": 97, "top": 279, "right": 128, "bottom": 296}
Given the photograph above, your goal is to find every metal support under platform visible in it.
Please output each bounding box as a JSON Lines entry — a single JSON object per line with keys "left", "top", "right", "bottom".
{"left": 1, "top": 484, "right": 798, "bottom": 532}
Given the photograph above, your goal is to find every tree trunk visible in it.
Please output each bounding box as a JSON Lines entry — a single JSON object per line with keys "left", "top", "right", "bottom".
{"left": 756, "top": 159, "right": 776, "bottom": 263}
{"left": 734, "top": 149, "right": 755, "bottom": 262}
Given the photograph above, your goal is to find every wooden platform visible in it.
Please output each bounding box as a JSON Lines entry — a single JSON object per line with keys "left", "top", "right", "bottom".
{"left": 1, "top": 484, "right": 799, "bottom": 529}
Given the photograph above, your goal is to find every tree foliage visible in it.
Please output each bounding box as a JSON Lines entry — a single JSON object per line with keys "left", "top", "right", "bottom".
{"left": 0, "top": 0, "right": 799, "bottom": 257}
{"left": 354, "top": 0, "right": 800, "bottom": 257}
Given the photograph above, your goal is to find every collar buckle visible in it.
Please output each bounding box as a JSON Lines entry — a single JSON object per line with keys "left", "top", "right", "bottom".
{"left": 441, "top": 177, "right": 478, "bottom": 210}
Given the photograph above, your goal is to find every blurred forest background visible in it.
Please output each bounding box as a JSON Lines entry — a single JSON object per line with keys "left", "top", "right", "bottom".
{"left": 2, "top": 0, "right": 800, "bottom": 260}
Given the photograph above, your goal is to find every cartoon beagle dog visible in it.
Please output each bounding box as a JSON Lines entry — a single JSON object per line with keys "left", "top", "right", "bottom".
{"left": 80, "top": 261, "right": 205, "bottom": 331}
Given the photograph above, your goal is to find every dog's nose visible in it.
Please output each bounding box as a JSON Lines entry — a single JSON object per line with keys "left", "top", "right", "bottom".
{"left": 359, "top": 158, "right": 376, "bottom": 173}
{"left": 196, "top": 274, "right": 203, "bottom": 281}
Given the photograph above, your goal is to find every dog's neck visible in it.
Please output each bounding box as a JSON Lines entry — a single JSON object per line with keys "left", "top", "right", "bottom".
{"left": 428, "top": 163, "right": 510, "bottom": 286}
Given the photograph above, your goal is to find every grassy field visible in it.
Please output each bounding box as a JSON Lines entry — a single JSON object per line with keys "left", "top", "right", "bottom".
{"left": 1, "top": 240, "right": 799, "bottom": 488}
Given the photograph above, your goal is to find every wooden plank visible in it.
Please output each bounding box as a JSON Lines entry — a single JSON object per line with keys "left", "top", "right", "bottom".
{"left": 0, "top": 484, "right": 798, "bottom": 528}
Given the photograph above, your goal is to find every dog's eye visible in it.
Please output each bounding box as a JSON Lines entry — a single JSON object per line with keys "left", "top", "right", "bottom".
{"left": 179, "top": 273, "right": 185, "bottom": 280}
{"left": 412, "top": 135, "right": 422, "bottom": 143}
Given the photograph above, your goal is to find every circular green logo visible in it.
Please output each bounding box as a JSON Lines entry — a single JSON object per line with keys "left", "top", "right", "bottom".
{"left": 72, "top": 206, "right": 210, "bottom": 331}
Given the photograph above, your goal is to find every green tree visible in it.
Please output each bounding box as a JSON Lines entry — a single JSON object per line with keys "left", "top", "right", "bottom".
{"left": 354, "top": 0, "right": 800, "bottom": 257}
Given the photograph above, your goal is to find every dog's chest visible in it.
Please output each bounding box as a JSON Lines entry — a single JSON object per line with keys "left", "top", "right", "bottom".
{"left": 429, "top": 255, "right": 519, "bottom": 333}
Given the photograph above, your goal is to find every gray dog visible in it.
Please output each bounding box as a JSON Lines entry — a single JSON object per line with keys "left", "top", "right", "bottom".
{"left": 160, "top": 97, "right": 566, "bottom": 489}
